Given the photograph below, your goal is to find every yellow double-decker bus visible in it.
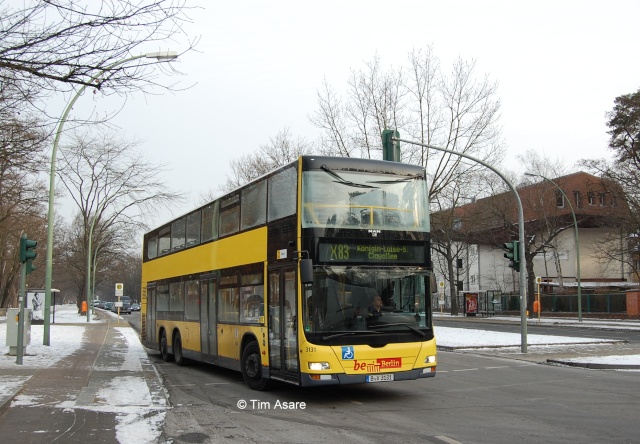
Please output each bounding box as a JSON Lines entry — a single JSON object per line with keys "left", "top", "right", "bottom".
{"left": 141, "top": 156, "right": 436, "bottom": 390}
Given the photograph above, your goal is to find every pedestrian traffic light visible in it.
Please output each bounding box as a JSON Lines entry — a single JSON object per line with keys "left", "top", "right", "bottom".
{"left": 503, "top": 240, "right": 520, "bottom": 272}
{"left": 19, "top": 234, "right": 37, "bottom": 275}
{"left": 382, "top": 129, "right": 400, "bottom": 162}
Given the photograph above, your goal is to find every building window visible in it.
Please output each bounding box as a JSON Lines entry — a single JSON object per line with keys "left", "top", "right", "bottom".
{"left": 587, "top": 192, "right": 595, "bottom": 205}
{"left": 555, "top": 190, "right": 565, "bottom": 208}
{"left": 574, "top": 191, "right": 582, "bottom": 209}
{"left": 599, "top": 193, "right": 606, "bottom": 206}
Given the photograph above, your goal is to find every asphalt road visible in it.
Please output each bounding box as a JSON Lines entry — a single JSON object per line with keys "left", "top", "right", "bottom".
{"left": 151, "top": 349, "right": 639, "bottom": 444}
{"left": 127, "top": 314, "right": 640, "bottom": 443}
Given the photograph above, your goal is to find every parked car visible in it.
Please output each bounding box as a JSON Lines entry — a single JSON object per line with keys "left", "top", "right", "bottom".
{"left": 130, "top": 303, "right": 141, "bottom": 311}
{"left": 104, "top": 301, "right": 114, "bottom": 311}
{"left": 119, "top": 296, "right": 132, "bottom": 314}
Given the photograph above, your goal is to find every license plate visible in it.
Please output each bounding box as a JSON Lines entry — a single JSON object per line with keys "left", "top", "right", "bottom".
{"left": 366, "top": 374, "right": 394, "bottom": 383}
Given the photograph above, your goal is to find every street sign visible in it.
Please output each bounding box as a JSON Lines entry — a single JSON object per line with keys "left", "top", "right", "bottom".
{"left": 115, "top": 283, "right": 124, "bottom": 297}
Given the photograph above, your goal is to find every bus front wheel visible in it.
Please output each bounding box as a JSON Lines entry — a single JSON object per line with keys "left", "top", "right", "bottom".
{"left": 241, "top": 342, "right": 269, "bottom": 391}
{"left": 160, "top": 330, "right": 173, "bottom": 362}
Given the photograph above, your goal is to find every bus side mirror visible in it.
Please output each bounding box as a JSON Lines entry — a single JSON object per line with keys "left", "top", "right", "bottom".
{"left": 430, "top": 273, "right": 437, "bottom": 294}
{"left": 300, "top": 259, "right": 313, "bottom": 284}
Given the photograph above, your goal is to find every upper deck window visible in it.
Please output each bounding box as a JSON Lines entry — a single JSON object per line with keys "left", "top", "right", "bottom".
{"left": 301, "top": 169, "right": 429, "bottom": 232}
{"left": 171, "top": 218, "right": 186, "bottom": 250}
{"left": 268, "top": 166, "right": 297, "bottom": 221}
{"left": 241, "top": 181, "right": 267, "bottom": 230}
{"left": 201, "top": 201, "right": 219, "bottom": 242}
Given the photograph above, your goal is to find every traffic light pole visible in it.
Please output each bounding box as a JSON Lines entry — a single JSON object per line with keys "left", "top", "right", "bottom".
{"left": 16, "top": 260, "right": 27, "bottom": 365}
{"left": 17, "top": 233, "right": 37, "bottom": 364}
{"left": 394, "top": 136, "right": 528, "bottom": 353}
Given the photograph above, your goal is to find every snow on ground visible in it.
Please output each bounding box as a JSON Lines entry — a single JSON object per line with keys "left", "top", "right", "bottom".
{"left": 435, "top": 325, "right": 613, "bottom": 348}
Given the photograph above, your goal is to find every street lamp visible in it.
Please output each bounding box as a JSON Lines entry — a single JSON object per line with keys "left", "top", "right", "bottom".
{"left": 43, "top": 51, "right": 178, "bottom": 340}
{"left": 525, "top": 172, "right": 582, "bottom": 322}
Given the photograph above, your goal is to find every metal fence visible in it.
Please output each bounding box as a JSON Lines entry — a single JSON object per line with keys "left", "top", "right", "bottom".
{"left": 434, "top": 292, "right": 628, "bottom": 314}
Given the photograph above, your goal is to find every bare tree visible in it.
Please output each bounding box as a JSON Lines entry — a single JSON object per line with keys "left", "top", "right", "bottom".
{"left": 56, "top": 129, "right": 183, "bottom": 305}
{"left": 0, "top": 114, "right": 48, "bottom": 307}
{"left": 405, "top": 52, "right": 504, "bottom": 201}
{"left": 311, "top": 79, "right": 354, "bottom": 157}
{"left": 311, "top": 55, "right": 405, "bottom": 159}
{"left": 0, "top": 0, "right": 196, "bottom": 101}
{"left": 221, "top": 128, "right": 313, "bottom": 193}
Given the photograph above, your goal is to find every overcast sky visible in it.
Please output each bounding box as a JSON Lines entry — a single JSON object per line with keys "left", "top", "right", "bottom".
{"left": 58, "top": 0, "right": 640, "bottom": 229}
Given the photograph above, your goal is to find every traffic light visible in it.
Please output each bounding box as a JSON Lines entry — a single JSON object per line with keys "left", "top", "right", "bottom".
{"left": 382, "top": 129, "right": 400, "bottom": 162}
{"left": 503, "top": 240, "right": 520, "bottom": 272}
{"left": 19, "top": 234, "right": 37, "bottom": 275}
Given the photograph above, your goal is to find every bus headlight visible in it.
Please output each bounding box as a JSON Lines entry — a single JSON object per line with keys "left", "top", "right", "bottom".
{"left": 308, "top": 362, "right": 331, "bottom": 371}
{"left": 424, "top": 355, "right": 436, "bottom": 364}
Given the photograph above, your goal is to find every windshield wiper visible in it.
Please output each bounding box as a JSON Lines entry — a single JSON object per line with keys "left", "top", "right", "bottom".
{"left": 370, "top": 323, "right": 427, "bottom": 337}
{"left": 321, "top": 165, "right": 379, "bottom": 189}
{"left": 322, "top": 330, "right": 382, "bottom": 340}
{"left": 367, "top": 174, "right": 422, "bottom": 184}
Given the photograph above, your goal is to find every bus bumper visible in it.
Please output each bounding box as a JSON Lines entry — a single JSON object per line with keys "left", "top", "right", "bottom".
{"left": 300, "top": 367, "right": 436, "bottom": 387}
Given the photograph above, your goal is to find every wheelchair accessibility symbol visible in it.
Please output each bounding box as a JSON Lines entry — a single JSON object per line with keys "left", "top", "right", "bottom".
{"left": 341, "top": 346, "right": 354, "bottom": 360}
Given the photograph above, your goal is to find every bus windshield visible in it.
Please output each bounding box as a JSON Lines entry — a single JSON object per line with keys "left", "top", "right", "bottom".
{"left": 302, "top": 169, "right": 429, "bottom": 232}
{"left": 303, "top": 266, "right": 432, "bottom": 343}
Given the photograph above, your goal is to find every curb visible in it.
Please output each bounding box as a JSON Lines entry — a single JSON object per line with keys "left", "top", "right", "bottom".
{"left": 547, "top": 359, "right": 640, "bottom": 370}
{"left": 437, "top": 339, "right": 626, "bottom": 351}
{"left": 0, "top": 375, "right": 31, "bottom": 416}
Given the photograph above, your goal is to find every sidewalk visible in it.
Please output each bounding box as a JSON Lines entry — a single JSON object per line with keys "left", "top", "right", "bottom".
{"left": 0, "top": 308, "right": 168, "bottom": 443}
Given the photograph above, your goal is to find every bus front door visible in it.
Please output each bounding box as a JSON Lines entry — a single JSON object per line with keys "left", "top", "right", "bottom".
{"left": 268, "top": 267, "right": 299, "bottom": 382}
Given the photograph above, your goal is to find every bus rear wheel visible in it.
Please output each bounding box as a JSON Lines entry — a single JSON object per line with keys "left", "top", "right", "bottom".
{"left": 241, "top": 342, "right": 270, "bottom": 391}
{"left": 160, "top": 330, "right": 173, "bottom": 362}
{"left": 174, "top": 332, "right": 185, "bottom": 366}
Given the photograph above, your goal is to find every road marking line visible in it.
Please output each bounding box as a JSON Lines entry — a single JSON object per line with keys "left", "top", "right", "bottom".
{"left": 434, "top": 435, "right": 464, "bottom": 444}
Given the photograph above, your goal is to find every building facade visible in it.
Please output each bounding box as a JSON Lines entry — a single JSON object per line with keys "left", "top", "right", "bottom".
{"left": 432, "top": 172, "right": 633, "bottom": 310}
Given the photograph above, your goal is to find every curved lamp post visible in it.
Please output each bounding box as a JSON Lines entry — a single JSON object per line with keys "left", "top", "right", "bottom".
{"left": 525, "top": 172, "right": 582, "bottom": 322}
{"left": 44, "top": 52, "right": 178, "bottom": 340}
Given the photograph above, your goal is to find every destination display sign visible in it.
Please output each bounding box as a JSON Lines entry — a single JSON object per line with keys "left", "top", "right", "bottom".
{"left": 318, "top": 242, "right": 425, "bottom": 264}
